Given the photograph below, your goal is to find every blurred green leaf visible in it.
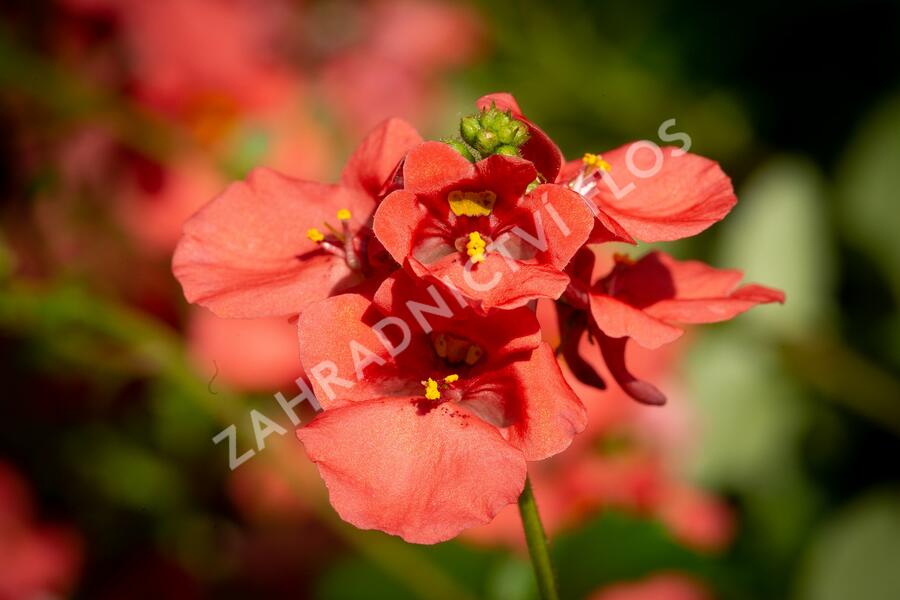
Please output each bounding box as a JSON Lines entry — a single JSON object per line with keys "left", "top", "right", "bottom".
{"left": 66, "top": 428, "right": 186, "bottom": 513}
{"left": 796, "top": 491, "right": 900, "bottom": 600}
{"left": 552, "top": 511, "right": 721, "bottom": 599}
{"left": 835, "top": 96, "right": 900, "bottom": 300}
{"left": 718, "top": 156, "right": 834, "bottom": 337}
{"left": 485, "top": 556, "right": 536, "bottom": 600}
{"left": 685, "top": 331, "right": 807, "bottom": 488}
{"left": 316, "top": 541, "right": 505, "bottom": 600}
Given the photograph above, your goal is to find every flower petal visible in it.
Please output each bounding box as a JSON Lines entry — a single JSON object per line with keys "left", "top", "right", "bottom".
{"left": 297, "top": 398, "right": 526, "bottom": 544}
{"left": 173, "top": 168, "right": 373, "bottom": 318}
{"left": 403, "top": 141, "right": 477, "bottom": 195}
{"left": 297, "top": 293, "right": 431, "bottom": 409}
{"left": 417, "top": 253, "right": 572, "bottom": 312}
{"left": 589, "top": 293, "right": 683, "bottom": 349}
{"left": 607, "top": 252, "right": 786, "bottom": 323}
{"left": 372, "top": 189, "right": 427, "bottom": 265}
{"left": 597, "top": 333, "right": 667, "bottom": 406}
{"left": 477, "top": 93, "right": 564, "bottom": 182}
{"left": 373, "top": 272, "right": 543, "bottom": 357}
{"left": 475, "top": 154, "right": 537, "bottom": 205}
{"left": 341, "top": 118, "right": 422, "bottom": 198}
{"left": 497, "top": 183, "right": 594, "bottom": 270}
{"left": 493, "top": 343, "right": 587, "bottom": 461}
{"left": 588, "top": 144, "right": 737, "bottom": 242}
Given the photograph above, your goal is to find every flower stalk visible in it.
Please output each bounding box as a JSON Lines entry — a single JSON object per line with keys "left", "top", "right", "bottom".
{"left": 517, "top": 476, "right": 559, "bottom": 600}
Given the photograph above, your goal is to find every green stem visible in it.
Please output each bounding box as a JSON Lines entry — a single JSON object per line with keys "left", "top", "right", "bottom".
{"left": 517, "top": 476, "right": 559, "bottom": 600}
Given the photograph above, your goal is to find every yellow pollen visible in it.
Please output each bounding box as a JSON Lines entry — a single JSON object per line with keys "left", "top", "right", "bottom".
{"left": 613, "top": 252, "right": 635, "bottom": 265}
{"left": 337, "top": 208, "right": 352, "bottom": 221}
{"left": 444, "top": 374, "right": 459, "bottom": 384}
{"left": 448, "top": 190, "right": 496, "bottom": 217}
{"left": 466, "top": 232, "right": 486, "bottom": 264}
{"left": 307, "top": 228, "right": 325, "bottom": 243}
{"left": 422, "top": 378, "right": 441, "bottom": 400}
{"left": 583, "top": 153, "right": 611, "bottom": 172}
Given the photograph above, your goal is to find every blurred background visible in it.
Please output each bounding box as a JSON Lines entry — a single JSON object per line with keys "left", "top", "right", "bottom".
{"left": 1, "top": 0, "right": 899, "bottom": 598}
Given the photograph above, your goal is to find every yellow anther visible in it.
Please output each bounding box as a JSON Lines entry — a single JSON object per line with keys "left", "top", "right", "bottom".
{"left": 307, "top": 228, "right": 325, "bottom": 243}
{"left": 613, "top": 252, "right": 635, "bottom": 265}
{"left": 337, "top": 208, "right": 352, "bottom": 221}
{"left": 444, "top": 374, "right": 459, "bottom": 384}
{"left": 466, "top": 231, "right": 486, "bottom": 264}
{"left": 422, "top": 378, "right": 441, "bottom": 400}
{"left": 465, "top": 345, "right": 484, "bottom": 366}
{"left": 582, "top": 153, "right": 611, "bottom": 172}
{"left": 448, "top": 190, "right": 497, "bottom": 217}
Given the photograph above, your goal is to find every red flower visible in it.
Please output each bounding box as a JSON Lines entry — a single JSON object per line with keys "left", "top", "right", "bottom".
{"left": 295, "top": 272, "right": 586, "bottom": 543}
{"left": 373, "top": 140, "right": 625, "bottom": 311}
{"left": 565, "top": 250, "right": 784, "bottom": 405}
{"left": 559, "top": 143, "right": 738, "bottom": 243}
{"left": 173, "top": 118, "right": 422, "bottom": 318}
{"left": 589, "top": 574, "right": 712, "bottom": 600}
{"left": 0, "top": 463, "right": 82, "bottom": 600}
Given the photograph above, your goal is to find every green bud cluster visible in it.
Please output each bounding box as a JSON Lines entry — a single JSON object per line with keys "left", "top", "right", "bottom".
{"left": 444, "top": 103, "right": 530, "bottom": 162}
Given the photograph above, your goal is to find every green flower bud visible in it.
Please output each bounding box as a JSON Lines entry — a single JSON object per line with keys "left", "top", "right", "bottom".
{"left": 445, "top": 139, "right": 477, "bottom": 162}
{"left": 495, "top": 144, "right": 519, "bottom": 156}
{"left": 460, "top": 116, "right": 481, "bottom": 146}
{"left": 496, "top": 125, "right": 516, "bottom": 145}
{"left": 511, "top": 121, "right": 530, "bottom": 146}
{"left": 475, "top": 129, "right": 499, "bottom": 154}
{"left": 479, "top": 106, "right": 509, "bottom": 130}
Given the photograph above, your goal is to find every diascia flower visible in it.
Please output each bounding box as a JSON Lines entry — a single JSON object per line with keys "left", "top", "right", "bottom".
{"left": 559, "top": 138, "right": 738, "bottom": 244}
{"left": 295, "top": 272, "right": 586, "bottom": 543}
{"left": 563, "top": 249, "right": 785, "bottom": 405}
{"left": 372, "top": 140, "right": 629, "bottom": 311}
{"left": 173, "top": 118, "right": 422, "bottom": 318}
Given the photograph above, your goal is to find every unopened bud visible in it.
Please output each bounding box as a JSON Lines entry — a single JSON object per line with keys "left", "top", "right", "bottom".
{"left": 495, "top": 144, "right": 519, "bottom": 156}
{"left": 445, "top": 139, "right": 476, "bottom": 162}
{"left": 475, "top": 129, "right": 499, "bottom": 154}
{"left": 460, "top": 116, "right": 481, "bottom": 145}
{"left": 496, "top": 125, "right": 516, "bottom": 144}
{"left": 479, "top": 106, "right": 509, "bottom": 130}
{"left": 510, "top": 121, "right": 529, "bottom": 146}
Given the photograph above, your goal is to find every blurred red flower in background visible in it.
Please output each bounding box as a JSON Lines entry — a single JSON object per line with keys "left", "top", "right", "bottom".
{"left": 589, "top": 573, "right": 712, "bottom": 600}
{"left": 0, "top": 462, "right": 82, "bottom": 600}
{"left": 319, "top": 0, "right": 483, "bottom": 134}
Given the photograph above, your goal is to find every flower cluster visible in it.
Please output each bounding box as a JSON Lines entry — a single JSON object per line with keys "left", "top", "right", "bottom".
{"left": 173, "top": 93, "right": 783, "bottom": 544}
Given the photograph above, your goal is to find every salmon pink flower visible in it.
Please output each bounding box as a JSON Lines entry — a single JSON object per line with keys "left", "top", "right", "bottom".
{"left": 589, "top": 574, "right": 712, "bottom": 600}
{"left": 294, "top": 272, "right": 586, "bottom": 543}
{"left": 564, "top": 250, "right": 785, "bottom": 404}
{"left": 560, "top": 142, "right": 738, "bottom": 243}
{"left": 372, "top": 140, "right": 626, "bottom": 311}
{"left": 0, "top": 463, "right": 82, "bottom": 600}
{"left": 173, "top": 118, "right": 422, "bottom": 318}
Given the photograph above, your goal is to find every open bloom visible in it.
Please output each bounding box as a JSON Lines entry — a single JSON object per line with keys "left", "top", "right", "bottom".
{"left": 295, "top": 272, "right": 586, "bottom": 543}
{"left": 564, "top": 250, "right": 785, "bottom": 404}
{"left": 373, "top": 140, "right": 624, "bottom": 311}
{"left": 173, "top": 118, "right": 422, "bottom": 318}
{"left": 560, "top": 142, "right": 738, "bottom": 244}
